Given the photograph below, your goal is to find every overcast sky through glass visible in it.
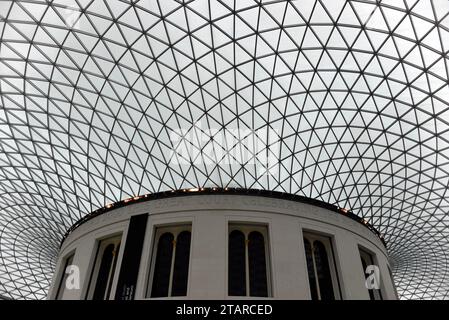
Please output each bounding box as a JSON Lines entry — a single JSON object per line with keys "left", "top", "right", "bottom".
{"left": 0, "top": 0, "right": 449, "bottom": 300}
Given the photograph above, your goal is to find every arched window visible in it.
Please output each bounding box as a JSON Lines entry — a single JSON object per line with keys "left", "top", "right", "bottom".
{"left": 313, "top": 240, "right": 335, "bottom": 300}
{"left": 303, "top": 232, "right": 340, "bottom": 300}
{"left": 151, "top": 232, "right": 174, "bottom": 298}
{"left": 93, "top": 244, "right": 115, "bottom": 300}
{"left": 359, "top": 247, "right": 383, "bottom": 300}
{"left": 86, "top": 234, "right": 122, "bottom": 300}
{"left": 228, "top": 230, "right": 246, "bottom": 296}
{"left": 303, "top": 239, "right": 318, "bottom": 300}
{"left": 148, "top": 225, "right": 192, "bottom": 298}
{"left": 228, "top": 225, "right": 271, "bottom": 297}
{"left": 171, "top": 231, "right": 192, "bottom": 296}
{"left": 248, "top": 231, "right": 268, "bottom": 297}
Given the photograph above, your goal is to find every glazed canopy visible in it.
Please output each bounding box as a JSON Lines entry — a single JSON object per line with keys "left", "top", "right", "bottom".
{"left": 0, "top": 0, "right": 449, "bottom": 299}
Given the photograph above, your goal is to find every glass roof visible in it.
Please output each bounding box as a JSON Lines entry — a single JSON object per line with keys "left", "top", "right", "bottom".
{"left": 1, "top": 0, "right": 449, "bottom": 300}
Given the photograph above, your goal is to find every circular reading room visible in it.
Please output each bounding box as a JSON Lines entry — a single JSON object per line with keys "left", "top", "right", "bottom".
{"left": 49, "top": 189, "right": 397, "bottom": 300}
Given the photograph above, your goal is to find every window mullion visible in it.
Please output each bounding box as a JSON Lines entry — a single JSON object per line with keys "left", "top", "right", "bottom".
{"left": 168, "top": 235, "right": 177, "bottom": 297}
{"left": 104, "top": 243, "right": 118, "bottom": 300}
{"left": 264, "top": 231, "right": 270, "bottom": 297}
{"left": 310, "top": 241, "right": 321, "bottom": 300}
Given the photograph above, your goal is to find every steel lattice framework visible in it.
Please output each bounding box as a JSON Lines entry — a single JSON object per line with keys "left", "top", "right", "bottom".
{"left": 0, "top": 0, "right": 449, "bottom": 300}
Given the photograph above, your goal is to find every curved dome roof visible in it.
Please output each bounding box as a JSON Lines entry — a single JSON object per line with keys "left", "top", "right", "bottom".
{"left": 1, "top": 0, "right": 449, "bottom": 300}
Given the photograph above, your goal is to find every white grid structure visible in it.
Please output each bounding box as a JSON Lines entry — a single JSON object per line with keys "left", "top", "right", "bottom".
{"left": 0, "top": 0, "right": 449, "bottom": 299}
